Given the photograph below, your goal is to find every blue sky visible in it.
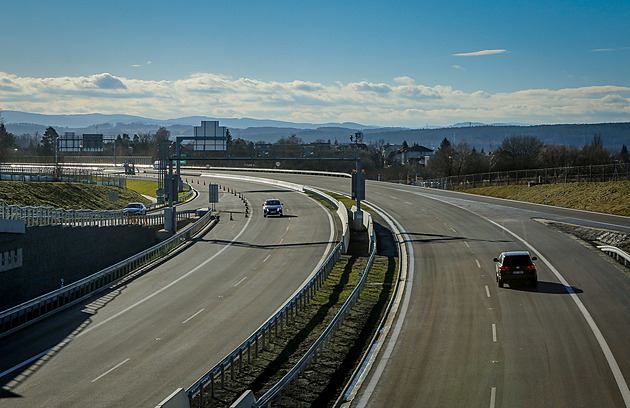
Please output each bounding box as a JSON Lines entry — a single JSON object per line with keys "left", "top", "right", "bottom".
{"left": 1, "top": 0, "right": 629, "bottom": 127}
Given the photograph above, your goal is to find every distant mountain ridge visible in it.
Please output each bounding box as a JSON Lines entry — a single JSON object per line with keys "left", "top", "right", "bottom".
{"left": 0, "top": 110, "right": 376, "bottom": 130}
{"left": 1, "top": 110, "right": 628, "bottom": 151}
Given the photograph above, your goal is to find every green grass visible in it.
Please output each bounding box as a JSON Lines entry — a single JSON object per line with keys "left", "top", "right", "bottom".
{"left": 126, "top": 179, "right": 159, "bottom": 198}
{"left": 0, "top": 181, "right": 151, "bottom": 210}
{"left": 462, "top": 180, "right": 630, "bottom": 216}
{"left": 327, "top": 192, "right": 374, "bottom": 212}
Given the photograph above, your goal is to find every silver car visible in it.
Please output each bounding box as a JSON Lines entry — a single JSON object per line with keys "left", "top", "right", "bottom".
{"left": 122, "top": 202, "right": 147, "bottom": 215}
{"left": 263, "top": 199, "right": 283, "bottom": 217}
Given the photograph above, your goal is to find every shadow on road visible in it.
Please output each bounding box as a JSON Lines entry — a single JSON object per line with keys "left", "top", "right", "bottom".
{"left": 506, "top": 280, "right": 583, "bottom": 294}
{"left": 401, "top": 231, "right": 512, "bottom": 245}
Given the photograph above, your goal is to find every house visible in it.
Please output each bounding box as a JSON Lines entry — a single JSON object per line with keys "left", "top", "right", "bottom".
{"left": 389, "top": 144, "right": 434, "bottom": 165}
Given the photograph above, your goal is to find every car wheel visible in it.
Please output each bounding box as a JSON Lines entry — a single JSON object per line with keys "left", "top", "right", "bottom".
{"left": 530, "top": 279, "right": 538, "bottom": 289}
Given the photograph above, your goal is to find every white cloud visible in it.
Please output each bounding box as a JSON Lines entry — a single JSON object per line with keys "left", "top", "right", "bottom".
{"left": 452, "top": 65, "right": 465, "bottom": 71}
{"left": 0, "top": 71, "right": 629, "bottom": 127}
{"left": 591, "top": 47, "right": 630, "bottom": 52}
{"left": 453, "top": 49, "right": 507, "bottom": 56}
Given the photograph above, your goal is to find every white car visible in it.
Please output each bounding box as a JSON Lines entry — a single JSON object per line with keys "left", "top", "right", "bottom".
{"left": 263, "top": 199, "right": 283, "bottom": 217}
{"left": 122, "top": 202, "right": 147, "bottom": 215}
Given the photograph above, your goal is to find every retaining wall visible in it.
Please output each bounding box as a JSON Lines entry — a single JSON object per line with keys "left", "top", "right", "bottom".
{"left": 0, "top": 224, "right": 157, "bottom": 310}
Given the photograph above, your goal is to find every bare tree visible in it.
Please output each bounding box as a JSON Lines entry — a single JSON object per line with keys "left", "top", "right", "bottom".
{"left": 492, "top": 135, "right": 544, "bottom": 171}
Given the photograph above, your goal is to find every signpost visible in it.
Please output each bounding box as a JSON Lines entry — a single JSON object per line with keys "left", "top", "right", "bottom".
{"left": 209, "top": 183, "right": 219, "bottom": 211}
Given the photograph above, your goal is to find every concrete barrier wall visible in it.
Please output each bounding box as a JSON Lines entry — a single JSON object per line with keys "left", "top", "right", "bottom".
{"left": 0, "top": 224, "right": 157, "bottom": 310}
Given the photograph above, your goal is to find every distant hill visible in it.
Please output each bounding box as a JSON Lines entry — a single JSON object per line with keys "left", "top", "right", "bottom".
{"left": 1, "top": 110, "right": 628, "bottom": 151}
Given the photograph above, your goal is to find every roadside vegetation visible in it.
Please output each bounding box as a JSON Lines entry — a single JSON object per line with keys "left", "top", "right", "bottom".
{"left": 0, "top": 180, "right": 151, "bottom": 210}
{"left": 193, "top": 254, "right": 397, "bottom": 408}
{"left": 462, "top": 180, "right": 630, "bottom": 217}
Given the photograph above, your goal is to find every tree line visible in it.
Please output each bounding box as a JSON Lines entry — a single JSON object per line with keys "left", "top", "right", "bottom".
{"left": 0, "top": 124, "right": 172, "bottom": 161}
{"left": 1, "top": 123, "right": 627, "bottom": 182}
{"left": 424, "top": 134, "right": 629, "bottom": 180}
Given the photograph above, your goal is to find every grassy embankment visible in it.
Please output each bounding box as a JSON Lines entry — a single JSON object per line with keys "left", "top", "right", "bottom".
{"left": 462, "top": 180, "right": 630, "bottom": 217}
{"left": 0, "top": 180, "right": 155, "bottom": 210}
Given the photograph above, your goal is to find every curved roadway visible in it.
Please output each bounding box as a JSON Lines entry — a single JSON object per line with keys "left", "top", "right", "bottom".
{"left": 223, "top": 171, "right": 630, "bottom": 408}
{"left": 0, "top": 176, "right": 337, "bottom": 407}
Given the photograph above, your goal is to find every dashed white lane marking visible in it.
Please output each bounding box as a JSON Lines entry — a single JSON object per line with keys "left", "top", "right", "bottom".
{"left": 182, "top": 309, "right": 205, "bottom": 324}
{"left": 476, "top": 259, "right": 481, "bottom": 268}
{"left": 91, "top": 358, "right": 130, "bottom": 383}
{"left": 485, "top": 285, "right": 491, "bottom": 298}
{"left": 262, "top": 254, "right": 271, "bottom": 263}
{"left": 490, "top": 387, "right": 497, "bottom": 408}
{"left": 416, "top": 192, "right": 630, "bottom": 407}
{"left": 464, "top": 241, "right": 470, "bottom": 248}
{"left": 234, "top": 277, "right": 247, "bottom": 287}
{"left": 492, "top": 324, "right": 497, "bottom": 342}
{"left": 450, "top": 227, "right": 457, "bottom": 233}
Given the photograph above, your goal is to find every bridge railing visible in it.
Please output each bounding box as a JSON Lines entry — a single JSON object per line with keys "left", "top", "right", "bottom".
{"left": 0, "top": 210, "right": 216, "bottom": 338}
{"left": 0, "top": 182, "right": 194, "bottom": 227}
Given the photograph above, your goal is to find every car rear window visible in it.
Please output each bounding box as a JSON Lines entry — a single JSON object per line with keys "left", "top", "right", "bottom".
{"left": 502, "top": 255, "right": 532, "bottom": 266}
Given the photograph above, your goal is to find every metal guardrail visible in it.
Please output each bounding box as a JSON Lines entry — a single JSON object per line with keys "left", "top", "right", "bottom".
{"left": 420, "top": 162, "right": 630, "bottom": 190}
{"left": 0, "top": 183, "right": 194, "bottom": 227}
{"left": 254, "top": 229, "right": 377, "bottom": 407}
{"left": 186, "top": 241, "right": 343, "bottom": 405}
{"left": 0, "top": 199, "right": 197, "bottom": 227}
{"left": 0, "top": 164, "right": 126, "bottom": 188}
{"left": 0, "top": 210, "right": 217, "bottom": 338}
{"left": 597, "top": 245, "right": 630, "bottom": 267}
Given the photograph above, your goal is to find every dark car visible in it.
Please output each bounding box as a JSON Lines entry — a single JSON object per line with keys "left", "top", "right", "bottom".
{"left": 494, "top": 251, "right": 538, "bottom": 288}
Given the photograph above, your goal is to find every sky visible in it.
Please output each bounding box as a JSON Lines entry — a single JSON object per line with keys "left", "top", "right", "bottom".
{"left": 1, "top": 0, "right": 629, "bottom": 127}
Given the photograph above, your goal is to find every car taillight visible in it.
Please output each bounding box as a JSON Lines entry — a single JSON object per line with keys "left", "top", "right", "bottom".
{"left": 526, "top": 265, "right": 535, "bottom": 269}
{"left": 500, "top": 266, "right": 509, "bottom": 270}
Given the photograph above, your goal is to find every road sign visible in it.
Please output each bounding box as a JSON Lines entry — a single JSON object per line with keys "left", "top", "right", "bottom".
{"left": 209, "top": 184, "right": 219, "bottom": 203}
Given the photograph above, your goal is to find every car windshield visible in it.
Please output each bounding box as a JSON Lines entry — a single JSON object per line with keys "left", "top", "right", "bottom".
{"left": 126, "top": 203, "right": 142, "bottom": 208}
{"left": 266, "top": 200, "right": 280, "bottom": 205}
{"left": 503, "top": 255, "right": 532, "bottom": 266}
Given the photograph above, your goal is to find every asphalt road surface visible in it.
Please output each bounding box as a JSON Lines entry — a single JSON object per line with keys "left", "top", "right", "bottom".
{"left": 0, "top": 176, "right": 337, "bottom": 407}
{"left": 219, "top": 171, "right": 630, "bottom": 408}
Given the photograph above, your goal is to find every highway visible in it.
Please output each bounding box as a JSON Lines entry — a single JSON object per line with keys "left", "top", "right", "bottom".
{"left": 0, "top": 176, "right": 338, "bottom": 407}
{"left": 219, "top": 171, "right": 630, "bottom": 408}
{"left": 2, "top": 168, "right": 630, "bottom": 408}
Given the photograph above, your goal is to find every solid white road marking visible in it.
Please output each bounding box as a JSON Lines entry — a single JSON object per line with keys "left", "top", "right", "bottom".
{"left": 1, "top": 213, "right": 256, "bottom": 381}
{"left": 419, "top": 193, "right": 630, "bottom": 407}
{"left": 91, "top": 358, "right": 130, "bottom": 383}
{"left": 182, "top": 309, "right": 205, "bottom": 324}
